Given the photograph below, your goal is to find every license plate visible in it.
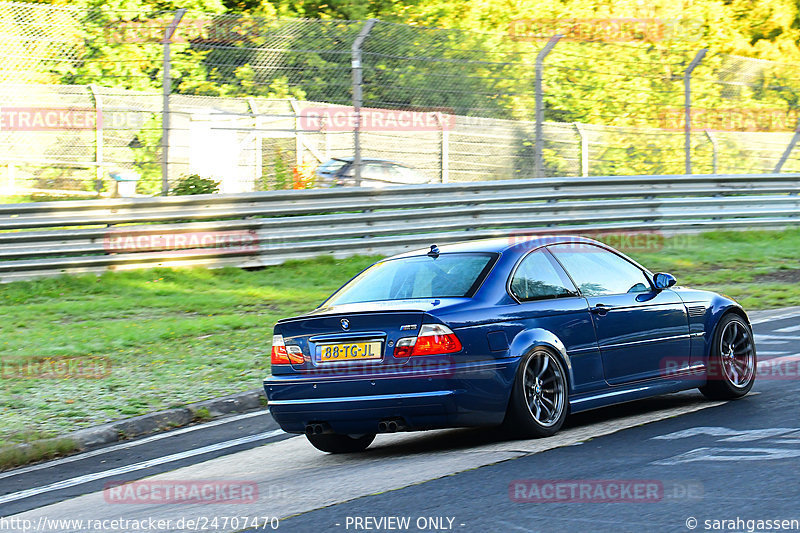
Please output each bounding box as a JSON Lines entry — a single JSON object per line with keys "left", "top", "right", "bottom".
{"left": 316, "top": 341, "right": 382, "bottom": 363}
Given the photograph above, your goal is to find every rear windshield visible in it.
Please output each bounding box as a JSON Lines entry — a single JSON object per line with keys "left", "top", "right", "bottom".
{"left": 317, "top": 159, "right": 348, "bottom": 174}
{"left": 325, "top": 253, "right": 497, "bottom": 306}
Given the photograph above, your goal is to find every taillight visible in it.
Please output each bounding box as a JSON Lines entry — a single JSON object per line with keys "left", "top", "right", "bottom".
{"left": 393, "top": 337, "right": 416, "bottom": 358}
{"left": 271, "top": 334, "right": 289, "bottom": 365}
{"left": 394, "top": 324, "right": 462, "bottom": 357}
{"left": 271, "top": 335, "right": 305, "bottom": 365}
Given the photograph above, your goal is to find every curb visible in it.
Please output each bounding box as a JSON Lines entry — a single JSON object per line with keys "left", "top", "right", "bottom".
{"left": 2, "top": 388, "right": 266, "bottom": 463}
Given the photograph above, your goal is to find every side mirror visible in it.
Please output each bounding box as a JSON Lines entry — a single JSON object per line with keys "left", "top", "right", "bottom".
{"left": 654, "top": 272, "right": 677, "bottom": 290}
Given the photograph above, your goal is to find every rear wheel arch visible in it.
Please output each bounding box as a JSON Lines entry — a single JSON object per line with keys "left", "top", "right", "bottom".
{"left": 505, "top": 334, "right": 574, "bottom": 408}
{"left": 508, "top": 328, "right": 572, "bottom": 374}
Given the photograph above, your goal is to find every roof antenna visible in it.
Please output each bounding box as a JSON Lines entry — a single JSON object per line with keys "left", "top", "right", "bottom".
{"left": 427, "top": 244, "right": 440, "bottom": 258}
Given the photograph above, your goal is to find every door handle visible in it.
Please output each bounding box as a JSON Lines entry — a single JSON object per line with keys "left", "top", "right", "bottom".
{"left": 590, "top": 304, "right": 610, "bottom": 315}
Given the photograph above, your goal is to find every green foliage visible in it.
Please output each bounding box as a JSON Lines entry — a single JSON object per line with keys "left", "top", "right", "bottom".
{"left": 272, "top": 147, "right": 289, "bottom": 190}
{"left": 18, "top": 0, "right": 800, "bottom": 179}
{"left": 170, "top": 174, "right": 221, "bottom": 195}
{"left": 0, "top": 437, "right": 79, "bottom": 471}
{"left": 130, "top": 115, "right": 164, "bottom": 195}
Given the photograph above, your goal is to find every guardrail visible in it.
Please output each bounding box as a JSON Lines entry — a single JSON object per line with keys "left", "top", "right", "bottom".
{"left": 1, "top": 173, "right": 799, "bottom": 282}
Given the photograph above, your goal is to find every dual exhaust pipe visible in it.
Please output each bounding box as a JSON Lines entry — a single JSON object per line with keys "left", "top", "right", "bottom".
{"left": 378, "top": 417, "right": 407, "bottom": 433}
{"left": 305, "top": 418, "right": 408, "bottom": 436}
{"left": 305, "top": 422, "right": 332, "bottom": 436}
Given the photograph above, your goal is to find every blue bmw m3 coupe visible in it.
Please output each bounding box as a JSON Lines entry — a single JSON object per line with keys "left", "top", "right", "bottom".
{"left": 264, "top": 235, "right": 756, "bottom": 453}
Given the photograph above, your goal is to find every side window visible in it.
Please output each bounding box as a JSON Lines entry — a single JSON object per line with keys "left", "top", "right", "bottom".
{"left": 361, "top": 163, "right": 387, "bottom": 181}
{"left": 548, "top": 244, "right": 652, "bottom": 297}
{"left": 383, "top": 164, "right": 406, "bottom": 183}
{"left": 510, "top": 249, "right": 578, "bottom": 302}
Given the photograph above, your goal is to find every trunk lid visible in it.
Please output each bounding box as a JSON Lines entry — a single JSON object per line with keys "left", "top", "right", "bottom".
{"left": 273, "top": 299, "right": 468, "bottom": 374}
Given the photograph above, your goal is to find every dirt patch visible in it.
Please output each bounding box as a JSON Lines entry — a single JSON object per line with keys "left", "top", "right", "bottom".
{"left": 753, "top": 269, "right": 800, "bottom": 283}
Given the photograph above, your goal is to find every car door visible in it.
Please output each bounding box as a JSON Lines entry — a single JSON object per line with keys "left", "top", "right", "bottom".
{"left": 548, "top": 243, "right": 690, "bottom": 385}
{"left": 507, "top": 248, "right": 606, "bottom": 394}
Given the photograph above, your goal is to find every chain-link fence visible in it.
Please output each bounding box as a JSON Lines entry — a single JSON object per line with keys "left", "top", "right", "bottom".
{"left": 2, "top": 1, "right": 800, "bottom": 196}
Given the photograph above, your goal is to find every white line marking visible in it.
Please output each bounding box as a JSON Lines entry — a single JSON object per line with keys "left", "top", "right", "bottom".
{"left": 755, "top": 334, "right": 800, "bottom": 341}
{"left": 0, "top": 429, "right": 287, "bottom": 505}
{"left": 752, "top": 312, "right": 800, "bottom": 325}
{"left": 0, "top": 410, "right": 271, "bottom": 482}
{"left": 758, "top": 354, "right": 800, "bottom": 366}
{"left": 775, "top": 324, "right": 800, "bottom": 333}
{"left": 756, "top": 350, "right": 790, "bottom": 356}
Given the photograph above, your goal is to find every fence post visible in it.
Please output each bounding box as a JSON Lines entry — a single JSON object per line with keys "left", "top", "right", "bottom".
{"left": 684, "top": 48, "right": 707, "bottom": 175}
{"left": 247, "top": 97, "right": 262, "bottom": 188}
{"left": 288, "top": 99, "right": 303, "bottom": 168}
{"left": 704, "top": 129, "right": 718, "bottom": 174}
{"left": 435, "top": 112, "right": 450, "bottom": 183}
{"left": 535, "top": 35, "right": 562, "bottom": 179}
{"left": 6, "top": 164, "right": 15, "bottom": 195}
{"left": 351, "top": 19, "right": 378, "bottom": 186}
{"left": 161, "top": 8, "right": 186, "bottom": 196}
{"left": 574, "top": 122, "right": 588, "bottom": 177}
{"left": 88, "top": 84, "right": 104, "bottom": 192}
{"left": 774, "top": 117, "right": 800, "bottom": 172}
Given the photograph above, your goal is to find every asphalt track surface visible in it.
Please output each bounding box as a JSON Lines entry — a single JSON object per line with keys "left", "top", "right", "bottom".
{"left": 2, "top": 311, "right": 799, "bottom": 533}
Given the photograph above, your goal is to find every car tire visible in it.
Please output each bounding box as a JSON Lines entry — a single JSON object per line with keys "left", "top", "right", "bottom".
{"left": 699, "top": 313, "right": 756, "bottom": 400}
{"left": 503, "top": 347, "right": 569, "bottom": 438}
{"left": 306, "top": 433, "right": 376, "bottom": 454}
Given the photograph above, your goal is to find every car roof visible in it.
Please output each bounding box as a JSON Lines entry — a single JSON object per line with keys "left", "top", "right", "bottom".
{"left": 330, "top": 157, "right": 407, "bottom": 166}
{"left": 389, "top": 234, "right": 606, "bottom": 258}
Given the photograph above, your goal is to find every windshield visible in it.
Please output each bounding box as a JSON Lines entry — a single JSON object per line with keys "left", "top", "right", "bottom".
{"left": 325, "top": 253, "right": 497, "bottom": 306}
{"left": 317, "top": 159, "right": 349, "bottom": 175}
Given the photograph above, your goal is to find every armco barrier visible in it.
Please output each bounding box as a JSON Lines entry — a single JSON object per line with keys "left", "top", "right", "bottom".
{"left": 0, "top": 174, "right": 798, "bottom": 282}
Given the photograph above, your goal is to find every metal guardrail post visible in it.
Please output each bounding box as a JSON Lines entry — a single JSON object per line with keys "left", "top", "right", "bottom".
{"left": 161, "top": 9, "right": 186, "bottom": 196}
{"left": 535, "top": 35, "right": 562, "bottom": 179}
{"left": 351, "top": 19, "right": 378, "bottom": 187}
{"left": 684, "top": 49, "right": 707, "bottom": 175}
{"left": 774, "top": 117, "right": 800, "bottom": 173}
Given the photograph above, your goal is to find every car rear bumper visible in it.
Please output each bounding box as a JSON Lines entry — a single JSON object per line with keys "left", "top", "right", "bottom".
{"left": 264, "top": 359, "right": 515, "bottom": 435}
